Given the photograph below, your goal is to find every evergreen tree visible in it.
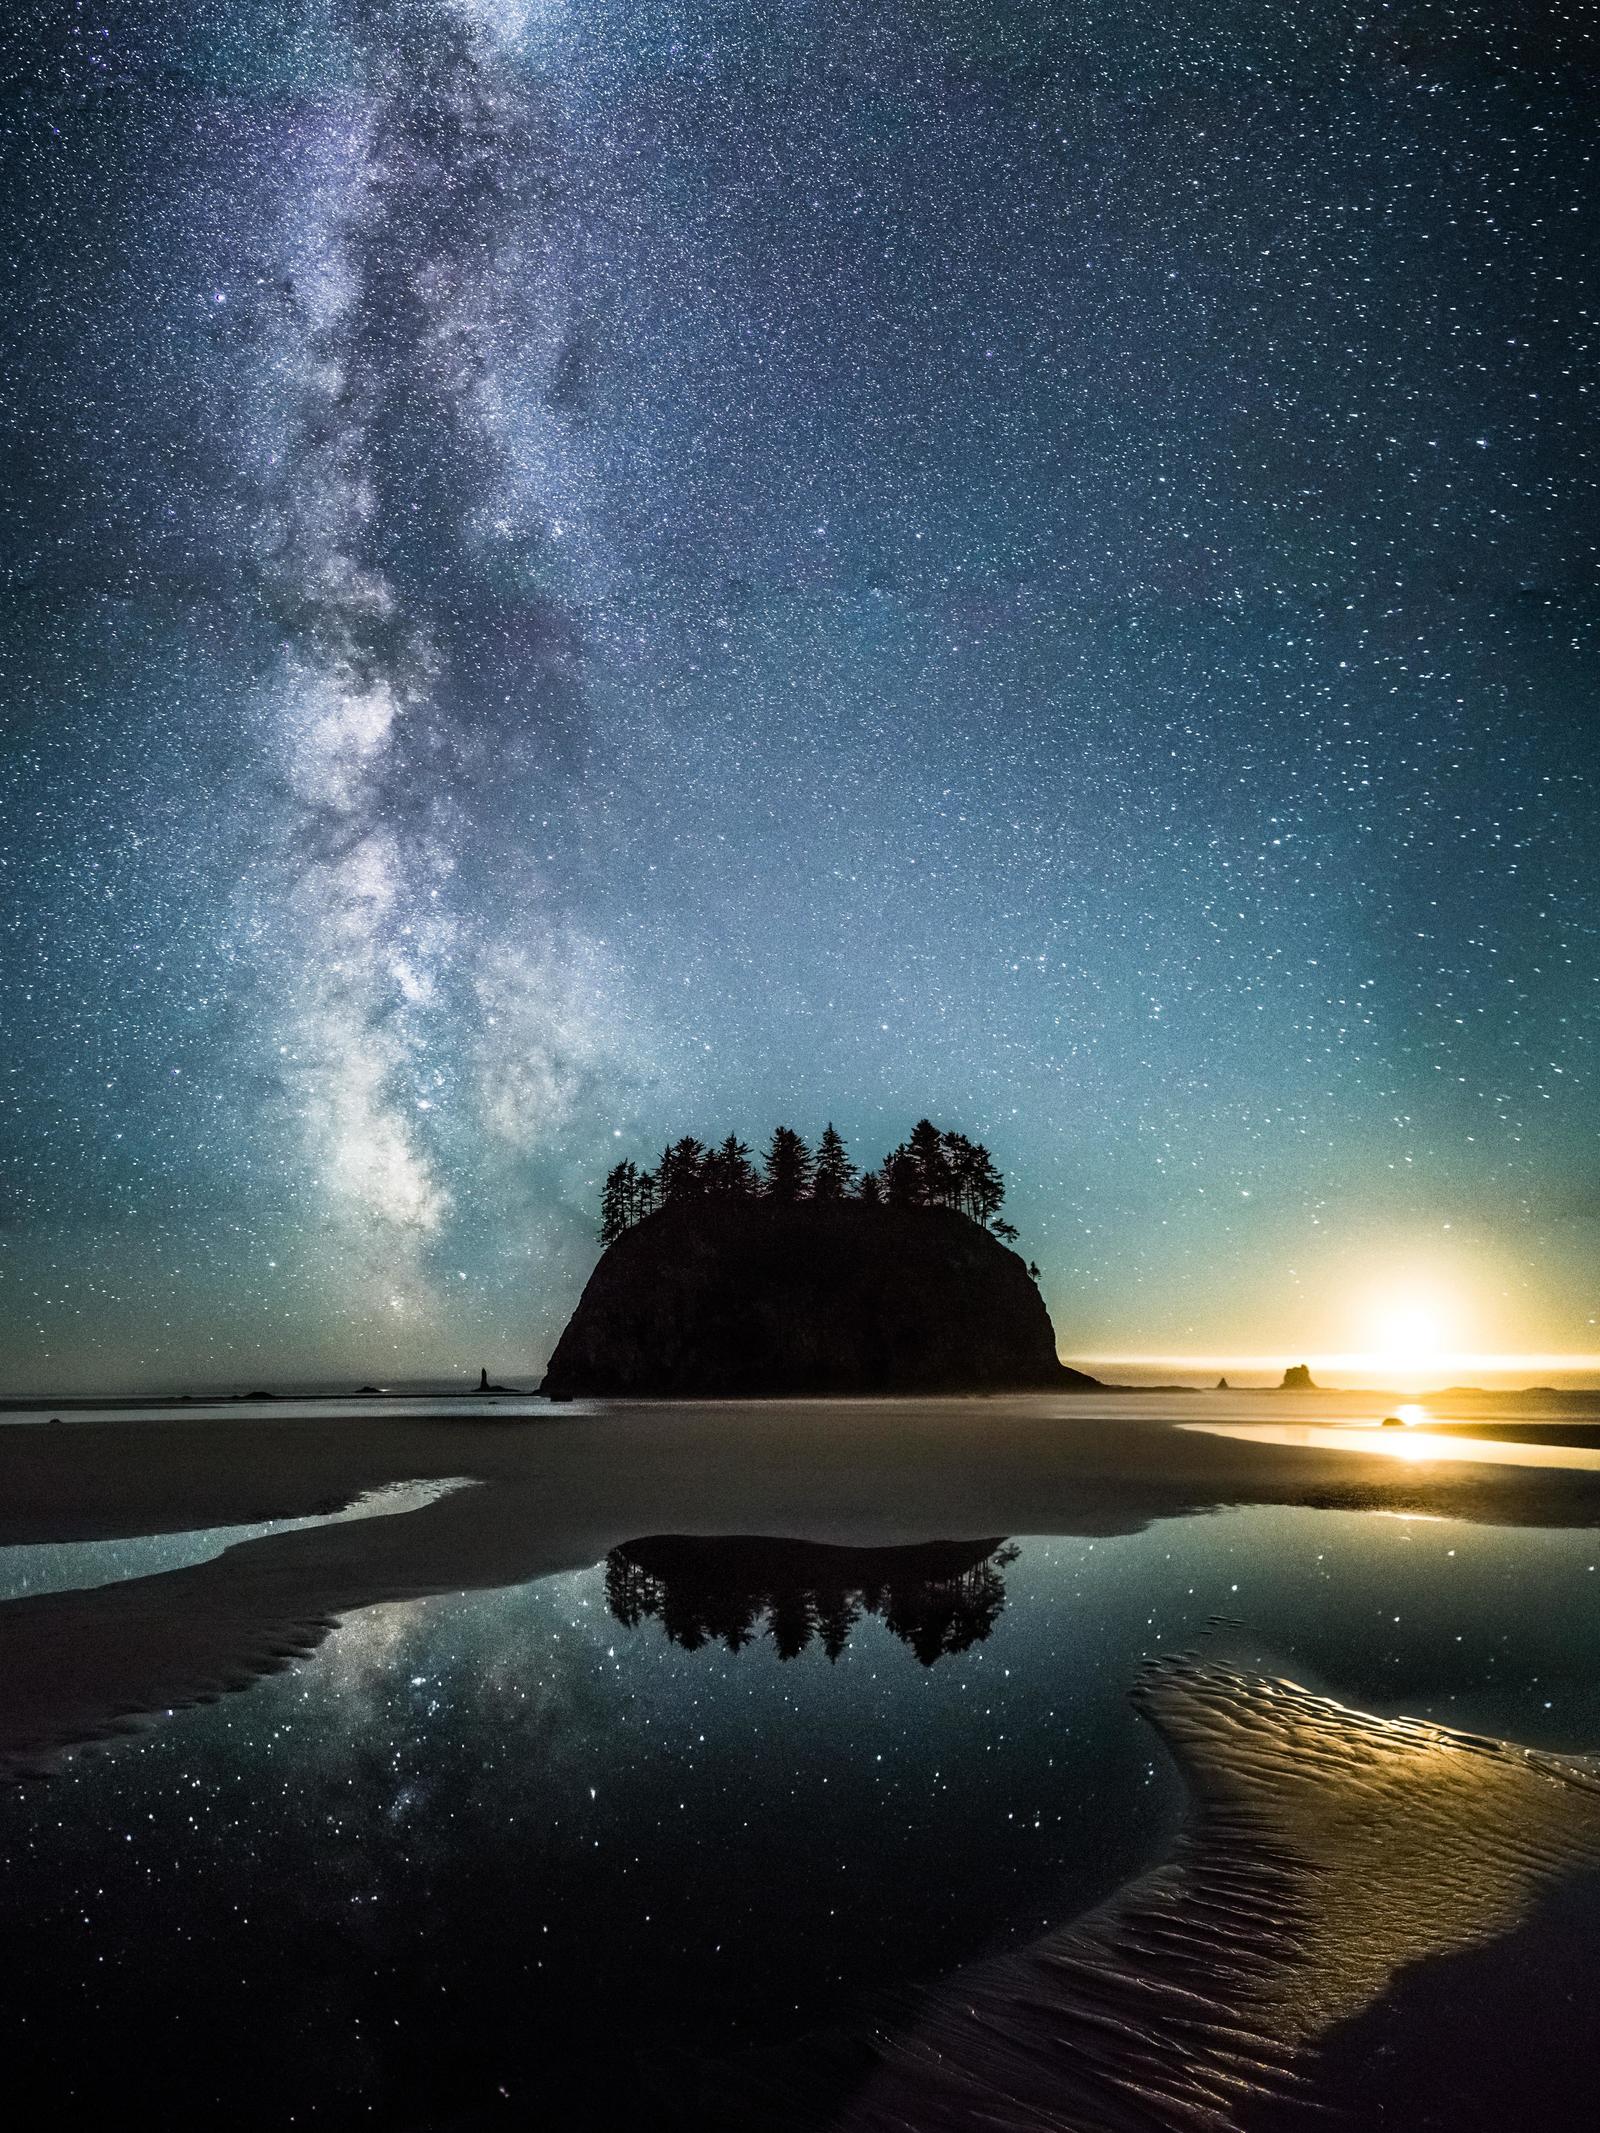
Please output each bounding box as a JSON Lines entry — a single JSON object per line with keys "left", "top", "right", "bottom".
{"left": 941, "top": 1131, "right": 979, "bottom": 1217}
{"left": 970, "top": 1142, "right": 1006, "bottom": 1227}
{"left": 656, "top": 1136, "right": 708, "bottom": 1204}
{"left": 598, "top": 1115, "right": 1014, "bottom": 1244}
{"left": 815, "top": 1588, "right": 859, "bottom": 1662}
{"left": 950, "top": 1135, "right": 1005, "bottom": 1225}
{"left": 599, "top": 1161, "right": 636, "bottom": 1245}
{"left": 906, "top": 1118, "right": 950, "bottom": 1205}
{"left": 767, "top": 1585, "right": 818, "bottom": 1661}
{"left": 812, "top": 1122, "right": 857, "bottom": 1202}
{"left": 926, "top": 1128, "right": 1006, "bottom": 1227}
{"left": 704, "top": 1133, "right": 758, "bottom": 1198}
{"left": 603, "top": 1548, "right": 650, "bottom": 1628}
{"left": 881, "top": 1147, "right": 919, "bottom": 1208}
{"left": 763, "top": 1125, "right": 813, "bottom": 1203}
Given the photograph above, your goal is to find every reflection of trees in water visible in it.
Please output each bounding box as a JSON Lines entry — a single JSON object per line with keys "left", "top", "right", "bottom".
{"left": 605, "top": 1536, "right": 1018, "bottom": 1665}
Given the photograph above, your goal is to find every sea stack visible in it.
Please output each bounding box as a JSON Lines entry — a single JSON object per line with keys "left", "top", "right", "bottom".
{"left": 540, "top": 1198, "right": 1097, "bottom": 1398}
{"left": 1279, "top": 1363, "right": 1317, "bottom": 1391}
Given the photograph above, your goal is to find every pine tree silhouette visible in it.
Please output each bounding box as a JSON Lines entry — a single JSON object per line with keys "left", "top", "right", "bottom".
{"left": 656, "top": 1136, "right": 708, "bottom": 1204}
{"left": 763, "top": 1125, "right": 813, "bottom": 1203}
{"left": 906, "top": 1118, "right": 951, "bottom": 1205}
{"left": 604, "top": 1539, "right": 1017, "bottom": 1664}
{"left": 880, "top": 1146, "right": 920, "bottom": 1208}
{"left": 596, "top": 1117, "right": 1020, "bottom": 1245}
{"left": 812, "top": 1123, "right": 856, "bottom": 1202}
{"left": 599, "top": 1161, "right": 637, "bottom": 1244}
{"left": 704, "top": 1133, "right": 758, "bottom": 1198}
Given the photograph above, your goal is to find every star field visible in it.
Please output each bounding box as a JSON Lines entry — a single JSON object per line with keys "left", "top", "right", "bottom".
{"left": 0, "top": 2, "right": 1595, "bottom": 1386}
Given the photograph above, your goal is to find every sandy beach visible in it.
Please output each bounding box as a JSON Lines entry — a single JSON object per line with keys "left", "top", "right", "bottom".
{"left": 7, "top": 1396, "right": 1600, "bottom": 2130}
{"left": 5, "top": 1394, "right": 1600, "bottom": 1775}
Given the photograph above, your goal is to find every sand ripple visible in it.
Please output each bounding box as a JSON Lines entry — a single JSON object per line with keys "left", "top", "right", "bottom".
{"left": 838, "top": 1660, "right": 1600, "bottom": 2131}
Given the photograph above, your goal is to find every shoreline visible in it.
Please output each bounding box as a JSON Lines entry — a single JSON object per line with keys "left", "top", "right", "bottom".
{"left": 4, "top": 1398, "right": 1600, "bottom": 1776}
{"left": 8, "top": 1378, "right": 1600, "bottom": 1421}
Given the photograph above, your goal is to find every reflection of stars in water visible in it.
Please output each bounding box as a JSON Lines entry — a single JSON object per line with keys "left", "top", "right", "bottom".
{"left": 3, "top": 1514, "right": 1600, "bottom": 2121}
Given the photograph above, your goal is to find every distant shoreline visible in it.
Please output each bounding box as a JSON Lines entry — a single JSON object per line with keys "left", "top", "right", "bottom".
{"left": 0, "top": 1387, "right": 538, "bottom": 1414}
{"left": 5, "top": 1379, "right": 1598, "bottom": 1414}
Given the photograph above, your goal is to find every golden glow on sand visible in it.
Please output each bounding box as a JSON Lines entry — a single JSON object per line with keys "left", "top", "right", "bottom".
{"left": 1182, "top": 1421, "right": 1600, "bottom": 1473}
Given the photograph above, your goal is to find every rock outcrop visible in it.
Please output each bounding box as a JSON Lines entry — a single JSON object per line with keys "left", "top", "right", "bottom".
{"left": 1279, "top": 1363, "right": 1317, "bottom": 1391}
{"left": 540, "top": 1199, "right": 1096, "bottom": 1397}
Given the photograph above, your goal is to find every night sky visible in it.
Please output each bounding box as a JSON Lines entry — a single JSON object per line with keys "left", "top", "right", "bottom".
{"left": 1, "top": 2, "right": 1595, "bottom": 1390}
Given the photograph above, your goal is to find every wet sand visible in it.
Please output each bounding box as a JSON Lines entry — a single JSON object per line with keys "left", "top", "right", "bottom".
{"left": 5, "top": 1396, "right": 1600, "bottom": 1773}
{"left": 837, "top": 1660, "right": 1600, "bottom": 2132}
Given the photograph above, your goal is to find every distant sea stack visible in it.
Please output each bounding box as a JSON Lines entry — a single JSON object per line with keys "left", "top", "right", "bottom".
{"left": 541, "top": 1200, "right": 1097, "bottom": 1398}
{"left": 1279, "top": 1363, "right": 1317, "bottom": 1391}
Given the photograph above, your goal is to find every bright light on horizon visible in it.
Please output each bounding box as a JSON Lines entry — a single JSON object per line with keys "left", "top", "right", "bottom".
{"left": 1068, "top": 1275, "right": 1600, "bottom": 1387}
{"left": 1368, "top": 1298, "right": 1451, "bottom": 1386}
{"left": 1076, "top": 1350, "right": 1600, "bottom": 1388}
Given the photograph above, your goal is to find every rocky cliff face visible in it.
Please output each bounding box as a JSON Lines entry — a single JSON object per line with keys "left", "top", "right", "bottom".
{"left": 540, "top": 1199, "right": 1096, "bottom": 1397}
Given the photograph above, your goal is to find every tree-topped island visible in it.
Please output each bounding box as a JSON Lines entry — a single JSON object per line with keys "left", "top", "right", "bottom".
{"left": 542, "top": 1120, "right": 1096, "bottom": 1398}
{"left": 599, "top": 1119, "right": 1020, "bottom": 1244}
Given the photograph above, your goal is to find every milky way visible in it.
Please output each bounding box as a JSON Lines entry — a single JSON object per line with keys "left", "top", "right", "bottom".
{"left": 253, "top": 2, "right": 623, "bottom": 1311}
{"left": 1, "top": 4, "right": 1595, "bottom": 1386}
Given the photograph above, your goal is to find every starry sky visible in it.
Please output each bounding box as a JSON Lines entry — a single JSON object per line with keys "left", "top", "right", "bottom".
{"left": 1, "top": 1, "right": 1595, "bottom": 1391}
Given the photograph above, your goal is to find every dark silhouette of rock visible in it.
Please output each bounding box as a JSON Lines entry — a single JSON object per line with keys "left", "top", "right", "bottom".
{"left": 1382, "top": 1413, "right": 1405, "bottom": 1427}
{"left": 1279, "top": 1363, "right": 1317, "bottom": 1391}
{"left": 540, "top": 1198, "right": 1097, "bottom": 1397}
{"left": 471, "top": 1367, "right": 519, "bottom": 1394}
{"left": 1216, "top": 1376, "right": 1230, "bottom": 1390}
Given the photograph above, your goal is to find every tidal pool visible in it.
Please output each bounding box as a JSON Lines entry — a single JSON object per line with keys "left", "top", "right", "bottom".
{"left": 0, "top": 1478, "right": 476, "bottom": 1603}
{"left": 3, "top": 1502, "right": 1598, "bottom": 2130}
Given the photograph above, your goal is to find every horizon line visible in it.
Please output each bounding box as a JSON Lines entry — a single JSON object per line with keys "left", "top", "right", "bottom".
{"left": 1077, "top": 1350, "right": 1600, "bottom": 1377}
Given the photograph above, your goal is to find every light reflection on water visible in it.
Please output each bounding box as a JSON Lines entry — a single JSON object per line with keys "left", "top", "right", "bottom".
{"left": 2, "top": 1504, "right": 1599, "bottom": 2129}
{"left": 1183, "top": 1419, "right": 1600, "bottom": 1472}
{"left": 0, "top": 1477, "right": 475, "bottom": 1602}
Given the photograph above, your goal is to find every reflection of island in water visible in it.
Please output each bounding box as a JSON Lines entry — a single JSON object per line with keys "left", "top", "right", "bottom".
{"left": 605, "top": 1534, "right": 1018, "bottom": 1664}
